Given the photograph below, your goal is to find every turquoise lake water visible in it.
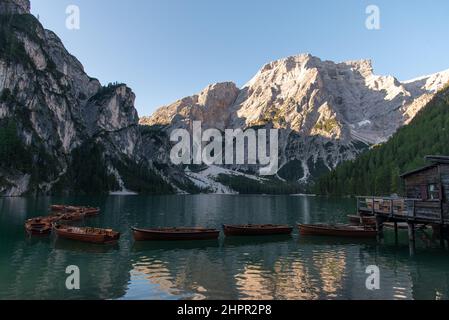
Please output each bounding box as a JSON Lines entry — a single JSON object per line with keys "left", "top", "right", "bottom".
{"left": 1, "top": 194, "right": 448, "bottom": 300}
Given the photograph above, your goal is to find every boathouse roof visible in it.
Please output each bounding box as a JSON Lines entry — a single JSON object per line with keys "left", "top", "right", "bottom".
{"left": 400, "top": 164, "right": 437, "bottom": 178}
{"left": 400, "top": 155, "right": 449, "bottom": 178}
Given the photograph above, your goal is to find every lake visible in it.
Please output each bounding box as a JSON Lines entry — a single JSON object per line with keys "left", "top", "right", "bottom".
{"left": 1, "top": 194, "right": 448, "bottom": 300}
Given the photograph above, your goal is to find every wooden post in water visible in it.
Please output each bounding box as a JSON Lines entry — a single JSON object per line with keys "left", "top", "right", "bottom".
{"left": 408, "top": 222, "right": 416, "bottom": 256}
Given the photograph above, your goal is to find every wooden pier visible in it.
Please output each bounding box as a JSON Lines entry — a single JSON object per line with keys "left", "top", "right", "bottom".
{"left": 356, "top": 156, "right": 449, "bottom": 254}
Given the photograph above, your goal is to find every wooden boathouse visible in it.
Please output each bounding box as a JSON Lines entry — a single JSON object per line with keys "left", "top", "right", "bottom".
{"left": 356, "top": 156, "right": 449, "bottom": 253}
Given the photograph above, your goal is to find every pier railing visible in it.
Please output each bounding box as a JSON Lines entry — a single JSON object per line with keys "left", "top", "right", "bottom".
{"left": 357, "top": 196, "right": 449, "bottom": 224}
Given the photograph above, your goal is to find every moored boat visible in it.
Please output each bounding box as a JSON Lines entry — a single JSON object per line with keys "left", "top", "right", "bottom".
{"left": 80, "top": 207, "right": 100, "bottom": 217}
{"left": 361, "top": 216, "right": 377, "bottom": 227}
{"left": 65, "top": 206, "right": 84, "bottom": 212}
{"left": 25, "top": 218, "right": 52, "bottom": 236}
{"left": 223, "top": 224, "right": 293, "bottom": 236}
{"left": 348, "top": 214, "right": 362, "bottom": 224}
{"left": 51, "top": 204, "right": 79, "bottom": 212}
{"left": 53, "top": 225, "right": 120, "bottom": 244}
{"left": 59, "top": 211, "right": 85, "bottom": 222}
{"left": 50, "top": 205, "right": 66, "bottom": 212}
{"left": 50, "top": 205, "right": 97, "bottom": 214}
{"left": 347, "top": 215, "right": 376, "bottom": 227}
{"left": 298, "top": 224, "right": 377, "bottom": 238}
{"left": 132, "top": 227, "right": 220, "bottom": 241}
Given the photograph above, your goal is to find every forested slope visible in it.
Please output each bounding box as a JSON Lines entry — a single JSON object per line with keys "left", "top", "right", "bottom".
{"left": 314, "top": 84, "right": 449, "bottom": 196}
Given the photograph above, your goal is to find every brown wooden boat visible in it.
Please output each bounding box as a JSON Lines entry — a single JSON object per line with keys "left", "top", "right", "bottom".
{"left": 51, "top": 205, "right": 100, "bottom": 216}
{"left": 298, "top": 224, "right": 377, "bottom": 238}
{"left": 58, "top": 211, "right": 85, "bottom": 222}
{"left": 51, "top": 205, "right": 92, "bottom": 213}
{"left": 223, "top": 224, "right": 293, "bottom": 236}
{"left": 347, "top": 215, "right": 376, "bottom": 227}
{"left": 26, "top": 215, "right": 61, "bottom": 224}
{"left": 25, "top": 218, "right": 52, "bottom": 235}
{"left": 41, "top": 215, "right": 63, "bottom": 224}
{"left": 51, "top": 205, "right": 82, "bottom": 212}
{"left": 50, "top": 205, "right": 67, "bottom": 212}
{"left": 80, "top": 207, "right": 100, "bottom": 217}
{"left": 361, "top": 216, "right": 376, "bottom": 227}
{"left": 348, "top": 215, "right": 362, "bottom": 224}
{"left": 54, "top": 225, "right": 120, "bottom": 244}
{"left": 132, "top": 227, "right": 220, "bottom": 241}
{"left": 64, "top": 206, "right": 84, "bottom": 212}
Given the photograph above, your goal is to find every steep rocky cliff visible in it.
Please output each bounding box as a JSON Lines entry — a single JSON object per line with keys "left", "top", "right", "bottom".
{"left": 142, "top": 54, "right": 449, "bottom": 185}
{"left": 0, "top": 0, "right": 29, "bottom": 14}
{"left": 0, "top": 0, "right": 185, "bottom": 196}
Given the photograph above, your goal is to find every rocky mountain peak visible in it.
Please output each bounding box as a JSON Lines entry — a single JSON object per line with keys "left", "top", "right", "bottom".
{"left": 0, "top": 0, "right": 31, "bottom": 14}
{"left": 140, "top": 82, "right": 240, "bottom": 130}
{"left": 248, "top": 54, "right": 374, "bottom": 87}
{"left": 197, "top": 82, "right": 239, "bottom": 109}
{"left": 143, "top": 53, "right": 449, "bottom": 184}
{"left": 344, "top": 59, "right": 374, "bottom": 77}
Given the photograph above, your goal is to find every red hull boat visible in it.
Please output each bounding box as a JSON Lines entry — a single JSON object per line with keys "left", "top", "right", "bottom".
{"left": 25, "top": 218, "right": 52, "bottom": 236}
{"left": 54, "top": 225, "right": 120, "bottom": 244}
{"left": 25, "top": 215, "right": 63, "bottom": 236}
{"left": 59, "top": 211, "right": 85, "bottom": 222}
{"left": 298, "top": 224, "right": 377, "bottom": 238}
{"left": 132, "top": 227, "right": 220, "bottom": 241}
{"left": 223, "top": 224, "right": 293, "bottom": 236}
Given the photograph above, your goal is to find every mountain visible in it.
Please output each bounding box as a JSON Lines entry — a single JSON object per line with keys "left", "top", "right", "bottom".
{"left": 314, "top": 84, "right": 449, "bottom": 196}
{"left": 0, "top": 0, "right": 197, "bottom": 196}
{"left": 141, "top": 54, "right": 449, "bottom": 185}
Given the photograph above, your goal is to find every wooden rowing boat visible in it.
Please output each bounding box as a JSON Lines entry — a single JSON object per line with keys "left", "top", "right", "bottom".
{"left": 298, "top": 224, "right": 377, "bottom": 238}
{"left": 51, "top": 205, "right": 82, "bottom": 212}
{"left": 65, "top": 206, "right": 83, "bottom": 212}
{"left": 348, "top": 215, "right": 362, "bottom": 224}
{"left": 54, "top": 225, "right": 120, "bottom": 244}
{"left": 50, "top": 205, "right": 80, "bottom": 212}
{"left": 50, "top": 205, "right": 66, "bottom": 212}
{"left": 25, "top": 218, "right": 52, "bottom": 235}
{"left": 58, "top": 211, "right": 85, "bottom": 222}
{"left": 347, "top": 215, "right": 376, "bottom": 227}
{"left": 132, "top": 227, "right": 220, "bottom": 241}
{"left": 80, "top": 207, "right": 100, "bottom": 217}
{"left": 51, "top": 205, "right": 98, "bottom": 214}
{"left": 26, "top": 215, "right": 61, "bottom": 224}
{"left": 223, "top": 224, "right": 293, "bottom": 236}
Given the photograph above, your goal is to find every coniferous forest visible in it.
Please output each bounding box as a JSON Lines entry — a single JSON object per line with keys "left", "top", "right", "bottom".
{"left": 314, "top": 85, "right": 449, "bottom": 197}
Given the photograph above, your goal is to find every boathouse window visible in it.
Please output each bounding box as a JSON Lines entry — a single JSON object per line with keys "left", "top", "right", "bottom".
{"left": 428, "top": 184, "right": 440, "bottom": 200}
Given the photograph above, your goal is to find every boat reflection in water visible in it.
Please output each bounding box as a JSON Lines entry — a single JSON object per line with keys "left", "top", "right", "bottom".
{"left": 132, "top": 240, "right": 220, "bottom": 253}
{"left": 223, "top": 235, "right": 292, "bottom": 248}
{"left": 54, "top": 238, "right": 120, "bottom": 254}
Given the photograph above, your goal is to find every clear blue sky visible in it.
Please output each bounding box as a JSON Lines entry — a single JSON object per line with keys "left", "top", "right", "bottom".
{"left": 30, "top": 0, "right": 449, "bottom": 116}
